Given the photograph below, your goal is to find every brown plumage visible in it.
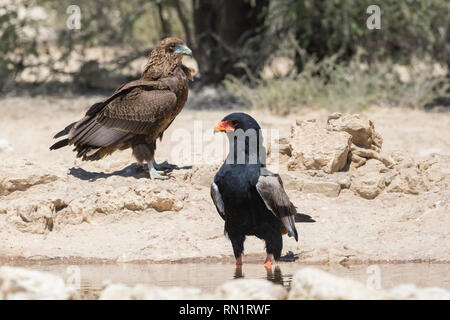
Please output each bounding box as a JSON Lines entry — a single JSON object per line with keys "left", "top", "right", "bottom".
{"left": 50, "top": 37, "right": 193, "bottom": 178}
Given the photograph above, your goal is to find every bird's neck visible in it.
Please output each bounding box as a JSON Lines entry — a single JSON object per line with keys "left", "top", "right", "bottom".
{"left": 141, "top": 52, "right": 181, "bottom": 80}
{"left": 225, "top": 129, "right": 266, "bottom": 166}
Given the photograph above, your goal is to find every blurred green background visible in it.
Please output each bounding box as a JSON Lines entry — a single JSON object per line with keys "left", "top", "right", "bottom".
{"left": 0, "top": 0, "right": 448, "bottom": 112}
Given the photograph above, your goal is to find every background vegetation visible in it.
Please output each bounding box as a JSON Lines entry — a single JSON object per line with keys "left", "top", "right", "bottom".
{"left": 0, "top": 0, "right": 448, "bottom": 112}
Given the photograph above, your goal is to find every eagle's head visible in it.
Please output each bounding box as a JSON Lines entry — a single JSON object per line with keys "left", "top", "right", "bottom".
{"left": 143, "top": 37, "right": 192, "bottom": 80}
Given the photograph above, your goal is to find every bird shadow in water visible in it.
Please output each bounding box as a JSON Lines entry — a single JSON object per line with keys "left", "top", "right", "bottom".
{"left": 69, "top": 162, "right": 192, "bottom": 182}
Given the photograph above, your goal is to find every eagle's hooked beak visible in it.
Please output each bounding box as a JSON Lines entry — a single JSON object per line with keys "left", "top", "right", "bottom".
{"left": 174, "top": 44, "right": 192, "bottom": 57}
{"left": 214, "top": 120, "right": 235, "bottom": 133}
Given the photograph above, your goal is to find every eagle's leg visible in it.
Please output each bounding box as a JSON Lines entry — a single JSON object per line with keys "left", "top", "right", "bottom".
{"left": 149, "top": 160, "right": 169, "bottom": 180}
{"left": 264, "top": 254, "right": 274, "bottom": 269}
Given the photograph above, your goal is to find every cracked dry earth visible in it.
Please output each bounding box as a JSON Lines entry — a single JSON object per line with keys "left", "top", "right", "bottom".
{"left": 0, "top": 96, "right": 449, "bottom": 264}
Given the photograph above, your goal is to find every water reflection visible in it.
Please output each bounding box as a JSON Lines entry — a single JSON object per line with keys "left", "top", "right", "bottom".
{"left": 234, "top": 265, "right": 291, "bottom": 288}
{"left": 1, "top": 262, "right": 448, "bottom": 300}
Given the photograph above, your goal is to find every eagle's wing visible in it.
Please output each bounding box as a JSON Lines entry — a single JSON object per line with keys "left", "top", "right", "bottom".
{"left": 255, "top": 168, "right": 298, "bottom": 241}
{"left": 96, "top": 89, "right": 177, "bottom": 135}
{"left": 67, "top": 87, "right": 176, "bottom": 150}
{"left": 211, "top": 181, "right": 226, "bottom": 221}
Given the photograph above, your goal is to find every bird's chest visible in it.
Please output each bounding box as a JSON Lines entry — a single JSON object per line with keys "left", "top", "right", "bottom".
{"left": 173, "top": 72, "right": 189, "bottom": 111}
{"left": 217, "top": 166, "right": 259, "bottom": 209}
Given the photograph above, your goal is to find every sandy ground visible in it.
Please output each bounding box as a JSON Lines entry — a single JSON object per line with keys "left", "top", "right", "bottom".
{"left": 0, "top": 96, "right": 449, "bottom": 264}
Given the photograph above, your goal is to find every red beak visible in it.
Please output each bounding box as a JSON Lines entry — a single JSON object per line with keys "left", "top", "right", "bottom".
{"left": 214, "top": 120, "right": 235, "bottom": 132}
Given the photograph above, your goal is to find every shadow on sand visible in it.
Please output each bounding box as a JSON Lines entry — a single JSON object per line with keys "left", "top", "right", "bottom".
{"left": 69, "top": 162, "right": 192, "bottom": 181}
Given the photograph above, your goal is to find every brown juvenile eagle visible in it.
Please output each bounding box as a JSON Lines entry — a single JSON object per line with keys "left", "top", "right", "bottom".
{"left": 50, "top": 37, "right": 193, "bottom": 179}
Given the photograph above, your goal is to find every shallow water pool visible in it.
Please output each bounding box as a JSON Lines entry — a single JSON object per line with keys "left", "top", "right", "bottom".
{"left": 2, "top": 262, "right": 449, "bottom": 299}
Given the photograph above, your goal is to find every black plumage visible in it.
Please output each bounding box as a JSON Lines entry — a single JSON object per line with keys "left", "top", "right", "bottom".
{"left": 211, "top": 113, "right": 314, "bottom": 267}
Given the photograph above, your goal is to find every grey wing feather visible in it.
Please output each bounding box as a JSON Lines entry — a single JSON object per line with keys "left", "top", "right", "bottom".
{"left": 210, "top": 182, "right": 226, "bottom": 221}
{"left": 256, "top": 168, "right": 298, "bottom": 241}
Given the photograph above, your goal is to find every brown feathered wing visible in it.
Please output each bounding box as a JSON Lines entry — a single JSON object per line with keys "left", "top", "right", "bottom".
{"left": 51, "top": 80, "right": 177, "bottom": 160}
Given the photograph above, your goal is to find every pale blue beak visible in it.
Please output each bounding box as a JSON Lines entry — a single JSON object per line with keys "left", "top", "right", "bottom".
{"left": 173, "top": 44, "right": 192, "bottom": 57}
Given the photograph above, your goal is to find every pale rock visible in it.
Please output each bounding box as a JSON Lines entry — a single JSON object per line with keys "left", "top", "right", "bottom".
{"left": 287, "top": 120, "right": 351, "bottom": 173}
{"left": 419, "top": 154, "right": 450, "bottom": 186}
{"left": 288, "top": 267, "right": 386, "bottom": 300}
{"left": 0, "top": 138, "right": 13, "bottom": 152}
{"left": 327, "top": 113, "right": 382, "bottom": 151}
{"left": 386, "top": 167, "right": 428, "bottom": 195}
{"left": 388, "top": 284, "right": 450, "bottom": 300}
{"left": 302, "top": 180, "right": 341, "bottom": 197}
{"left": 0, "top": 267, "right": 76, "bottom": 300}
{"left": 390, "top": 150, "right": 416, "bottom": 168}
{"left": 215, "top": 279, "right": 287, "bottom": 300}
{"left": 0, "top": 165, "right": 59, "bottom": 196}
{"left": 327, "top": 172, "right": 351, "bottom": 189}
{"left": 278, "top": 172, "right": 304, "bottom": 191}
{"left": 350, "top": 159, "right": 386, "bottom": 199}
{"left": 5, "top": 202, "right": 54, "bottom": 234}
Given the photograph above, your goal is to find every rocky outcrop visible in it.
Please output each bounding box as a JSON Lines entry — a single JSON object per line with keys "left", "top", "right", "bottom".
{"left": 0, "top": 267, "right": 76, "bottom": 300}
{"left": 287, "top": 119, "right": 352, "bottom": 173}
{"left": 1, "top": 184, "right": 184, "bottom": 234}
{"left": 327, "top": 113, "right": 393, "bottom": 169}
{"left": 0, "top": 164, "right": 60, "bottom": 196}
{"left": 281, "top": 113, "right": 447, "bottom": 199}
{"left": 327, "top": 113, "right": 383, "bottom": 151}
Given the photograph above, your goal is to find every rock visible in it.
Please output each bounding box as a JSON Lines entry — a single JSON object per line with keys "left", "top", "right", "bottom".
{"left": 390, "top": 150, "right": 416, "bottom": 168}
{"left": 215, "top": 279, "right": 287, "bottom": 300}
{"left": 327, "top": 113, "right": 382, "bottom": 151}
{"left": 278, "top": 137, "right": 292, "bottom": 157}
{"left": 99, "top": 283, "right": 205, "bottom": 300}
{"left": 0, "top": 266, "right": 76, "bottom": 300}
{"left": 350, "top": 160, "right": 386, "bottom": 199}
{"left": 386, "top": 167, "right": 428, "bottom": 195}
{"left": 419, "top": 154, "right": 450, "bottom": 186}
{"left": 388, "top": 284, "right": 450, "bottom": 300}
{"left": 302, "top": 180, "right": 341, "bottom": 197}
{"left": 288, "top": 267, "right": 386, "bottom": 300}
{"left": 287, "top": 120, "right": 352, "bottom": 173}
{"left": 5, "top": 201, "right": 55, "bottom": 234}
{"left": 351, "top": 145, "right": 394, "bottom": 168}
{"left": 0, "top": 138, "right": 13, "bottom": 152}
{"left": 278, "top": 172, "right": 304, "bottom": 191}
{"left": 4, "top": 184, "right": 184, "bottom": 233}
{"left": 289, "top": 267, "right": 450, "bottom": 300}
{"left": 0, "top": 165, "right": 59, "bottom": 196}
{"left": 327, "top": 172, "right": 352, "bottom": 189}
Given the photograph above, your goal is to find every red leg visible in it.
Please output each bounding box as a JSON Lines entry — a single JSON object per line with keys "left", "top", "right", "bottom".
{"left": 264, "top": 254, "right": 273, "bottom": 268}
